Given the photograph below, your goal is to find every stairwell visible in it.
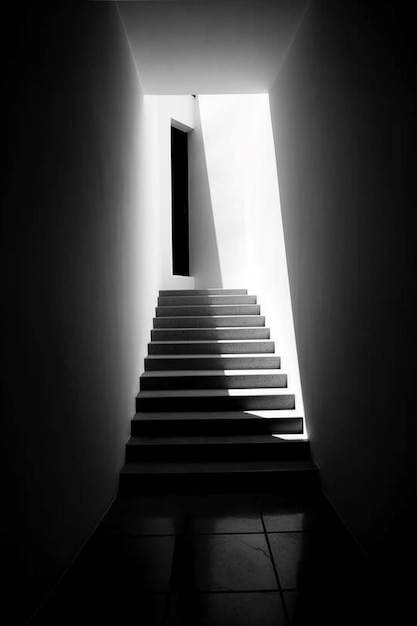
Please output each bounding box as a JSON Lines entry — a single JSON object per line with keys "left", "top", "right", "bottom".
{"left": 119, "top": 289, "right": 318, "bottom": 493}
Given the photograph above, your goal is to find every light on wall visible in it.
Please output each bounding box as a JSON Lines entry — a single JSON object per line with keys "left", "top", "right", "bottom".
{"left": 195, "top": 93, "right": 306, "bottom": 435}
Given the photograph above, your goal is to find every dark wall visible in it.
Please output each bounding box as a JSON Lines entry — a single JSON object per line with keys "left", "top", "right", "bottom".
{"left": 2, "top": 3, "right": 143, "bottom": 622}
{"left": 269, "top": 0, "right": 411, "bottom": 570}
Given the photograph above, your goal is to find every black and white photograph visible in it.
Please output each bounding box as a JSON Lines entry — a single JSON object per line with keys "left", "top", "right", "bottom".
{"left": 2, "top": 1, "right": 411, "bottom": 624}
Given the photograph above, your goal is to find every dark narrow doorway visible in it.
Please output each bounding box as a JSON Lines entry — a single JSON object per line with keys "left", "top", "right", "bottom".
{"left": 171, "top": 125, "right": 190, "bottom": 276}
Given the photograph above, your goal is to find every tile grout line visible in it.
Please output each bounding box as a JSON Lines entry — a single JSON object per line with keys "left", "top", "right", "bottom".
{"left": 101, "top": 528, "right": 308, "bottom": 538}
{"left": 256, "top": 493, "right": 291, "bottom": 626}
{"left": 104, "top": 529, "right": 291, "bottom": 538}
{"left": 165, "top": 533, "right": 182, "bottom": 626}
{"left": 167, "top": 589, "right": 291, "bottom": 594}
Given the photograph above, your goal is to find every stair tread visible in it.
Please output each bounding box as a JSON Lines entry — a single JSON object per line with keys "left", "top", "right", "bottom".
{"left": 154, "top": 316, "right": 265, "bottom": 320}
{"left": 149, "top": 340, "right": 272, "bottom": 345}
{"left": 141, "top": 369, "right": 282, "bottom": 377}
{"left": 152, "top": 327, "right": 267, "bottom": 331}
{"left": 158, "top": 296, "right": 257, "bottom": 302}
{"left": 159, "top": 289, "right": 248, "bottom": 295}
{"left": 160, "top": 295, "right": 256, "bottom": 299}
{"left": 127, "top": 435, "right": 307, "bottom": 446}
{"left": 153, "top": 316, "right": 266, "bottom": 328}
{"left": 146, "top": 353, "right": 277, "bottom": 359}
{"left": 137, "top": 388, "right": 294, "bottom": 398}
{"left": 133, "top": 410, "right": 303, "bottom": 421}
{"left": 156, "top": 306, "right": 260, "bottom": 317}
{"left": 121, "top": 460, "right": 317, "bottom": 474}
{"left": 123, "top": 290, "right": 309, "bottom": 487}
{"left": 157, "top": 304, "right": 258, "bottom": 309}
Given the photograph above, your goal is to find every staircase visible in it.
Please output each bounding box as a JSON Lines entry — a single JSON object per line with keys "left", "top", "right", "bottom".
{"left": 119, "top": 289, "right": 318, "bottom": 493}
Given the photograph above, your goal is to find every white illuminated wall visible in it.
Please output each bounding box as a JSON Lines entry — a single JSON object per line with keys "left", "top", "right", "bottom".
{"left": 189, "top": 94, "right": 305, "bottom": 421}
{"left": 134, "top": 95, "right": 195, "bottom": 364}
{"left": 134, "top": 92, "right": 304, "bottom": 421}
{"left": 148, "top": 95, "right": 195, "bottom": 290}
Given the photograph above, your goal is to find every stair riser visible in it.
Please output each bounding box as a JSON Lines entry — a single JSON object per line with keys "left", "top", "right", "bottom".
{"left": 119, "top": 470, "right": 320, "bottom": 495}
{"left": 148, "top": 342, "right": 275, "bottom": 355}
{"left": 151, "top": 328, "right": 271, "bottom": 341}
{"left": 126, "top": 442, "right": 311, "bottom": 463}
{"left": 153, "top": 316, "right": 266, "bottom": 328}
{"left": 158, "top": 296, "right": 257, "bottom": 306}
{"left": 156, "top": 305, "right": 261, "bottom": 317}
{"left": 131, "top": 418, "right": 303, "bottom": 436}
{"left": 144, "top": 356, "right": 281, "bottom": 370}
{"left": 136, "top": 394, "right": 296, "bottom": 412}
{"left": 140, "top": 373, "right": 287, "bottom": 391}
{"left": 159, "top": 289, "right": 248, "bottom": 296}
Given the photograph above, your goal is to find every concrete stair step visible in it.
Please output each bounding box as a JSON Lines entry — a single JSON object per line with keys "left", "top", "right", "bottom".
{"left": 158, "top": 295, "right": 257, "bottom": 306}
{"left": 156, "top": 304, "right": 261, "bottom": 317}
{"left": 139, "top": 369, "right": 287, "bottom": 391}
{"left": 117, "top": 288, "right": 313, "bottom": 497}
{"left": 131, "top": 411, "right": 304, "bottom": 436}
{"left": 119, "top": 460, "right": 319, "bottom": 493}
{"left": 144, "top": 354, "right": 280, "bottom": 370}
{"left": 151, "top": 327, "right": 271, "bottom": 341}
{"left": 125, "top": 435, "right": 310, "bottom": 462}
{"left": 153, "top": 315, "right": 266, "bottom": 328}
{"left": 136, "top": 388, "right": 296, "bottom": 411}
{"left": 159, "top": 289, "right": 248, "bottom": 296}
{"left": 148, "top": 340, "right": 275, "bottom": 355}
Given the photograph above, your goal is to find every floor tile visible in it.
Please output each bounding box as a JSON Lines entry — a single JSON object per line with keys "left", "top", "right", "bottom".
{"left": 98, "top": 493, "right": 262, "bottom": 536}
{"left": 268, "top": 532, "right": 314, "bottom": 590}
{"left": 178, "top": 492, "right": 263, "bottom": 534}
{"left": 28, "top": 490, "right": 377, "bottom": 625}
{"left": 283, "top": 585, "right": 375, "bottom": 626}
{"left": 97, "top": 494, "right": 184, "bottom": 535}
{"left": 31, "top": 535, "right": 174, "bottom": 624}
{"left": 71, "top": 534, "right": 175, "bottom": 592}
{"left": 167, "top": 592, "right": 287, "bottom": 626}
{"left": 269, "top": 529, "right": 372, "bottom": 596}
{"left": 259, "top": 494, "right": 324, "bottom": 532}
{"left": 30, "top": 589, "right": 168, "bottom": 625}
{"left": 171, "top": 533, "right": 278, "bottom": 592}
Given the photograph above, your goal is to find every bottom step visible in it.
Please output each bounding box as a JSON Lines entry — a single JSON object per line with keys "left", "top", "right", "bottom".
{"left": 119, "top": 460, "right": 319, "bottom": 494}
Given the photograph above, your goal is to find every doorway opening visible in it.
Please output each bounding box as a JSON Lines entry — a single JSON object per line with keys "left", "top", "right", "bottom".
{"left": 171, "top": 123, "right": 190, "bottom": 276}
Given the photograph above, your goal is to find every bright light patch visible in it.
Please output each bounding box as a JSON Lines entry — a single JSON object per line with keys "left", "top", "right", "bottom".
{"left": 272, "top": 434, "right": 308, "bottom": 441}
{"left": 196, "top": 94, "right": 307, "bottom": 438}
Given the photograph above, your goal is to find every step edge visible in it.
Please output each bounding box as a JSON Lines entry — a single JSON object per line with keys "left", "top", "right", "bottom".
{"left": 148, "top": 340, "right": 274, "bottom": 345}
{"left": 127, "top": 436, "right": 310, "bottom": 446}
{"left": 120, "top": 460, "right": 318, "bottom": 474}
{"left": 136, "top": 388, "right": 295, "bottom": 397}
{"left": 141, "top": 369, "right": 284, "bottom": 377}
{"left": 132, "top": 413, "right": 303, "bottom": 421}
{"left": 148, "top": 352, "right": 275, "bottom": 355}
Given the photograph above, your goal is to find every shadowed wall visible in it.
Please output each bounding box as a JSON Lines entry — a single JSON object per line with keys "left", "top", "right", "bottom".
{"left": 269, "top": 0, "right": 411, "bottom": 574}
{"left": 2, "top": 3, "right": 148, "bottom": 622}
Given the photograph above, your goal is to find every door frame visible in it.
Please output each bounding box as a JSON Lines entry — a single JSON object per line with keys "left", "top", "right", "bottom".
{"left": 170, "top": 118, "right": 193, "bottom": 276}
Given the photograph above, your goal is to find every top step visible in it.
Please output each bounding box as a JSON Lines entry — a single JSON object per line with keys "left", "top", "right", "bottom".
{"left": 158, "top": 295, "right": 256, "bottom": 306}
{"left": 159, "top": 289, "right": 247, "bottom": 296}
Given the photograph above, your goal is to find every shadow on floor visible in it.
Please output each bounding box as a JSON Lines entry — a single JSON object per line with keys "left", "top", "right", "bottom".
{"left": 28, "top": 489, "right": 378, "bottom": 626}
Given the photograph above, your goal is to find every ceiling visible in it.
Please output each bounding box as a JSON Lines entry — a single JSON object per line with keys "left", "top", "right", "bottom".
{"left": 117, "top": 0, "right": 309, "bottom": 94}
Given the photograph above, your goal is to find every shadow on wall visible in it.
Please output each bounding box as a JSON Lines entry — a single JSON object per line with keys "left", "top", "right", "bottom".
{"left": 267, "top": 0, "right": 410, "bottom": 602}
{"left": 2, "top": 2, "right": 150, "bottom": 623}
{"left": 189, "top": 98, "right": 223, "bottom": 288}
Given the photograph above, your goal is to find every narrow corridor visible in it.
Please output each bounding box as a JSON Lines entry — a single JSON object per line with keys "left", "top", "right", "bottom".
{"left": 28, "top": 289, "right": 374, "bottom": 625}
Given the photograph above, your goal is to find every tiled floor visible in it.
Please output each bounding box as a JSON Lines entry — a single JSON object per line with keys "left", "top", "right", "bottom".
{"left": 29, "top": 490, "right": 376, "bottom": 625}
